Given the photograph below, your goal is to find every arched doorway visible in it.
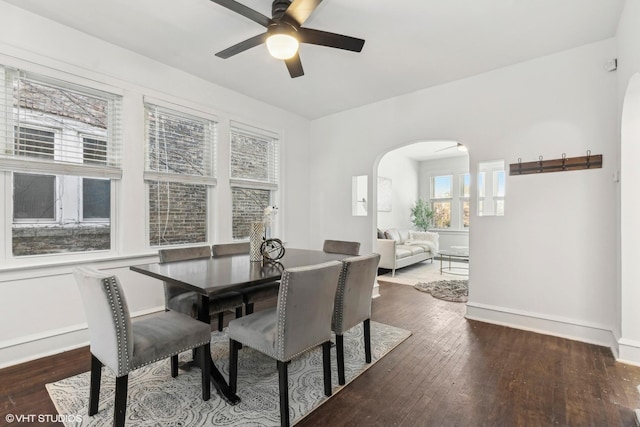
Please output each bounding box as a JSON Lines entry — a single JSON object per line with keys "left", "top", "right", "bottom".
{"left": 620, "top": 73, "right": 640, "bottom": 361}
{"left": 374, "top": 140, "right": 471, "bottom": 287}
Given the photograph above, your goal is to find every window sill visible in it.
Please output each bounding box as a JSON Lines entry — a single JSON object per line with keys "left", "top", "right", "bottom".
{"left": 0, "top": 252, "right": 160, "bottom": 283}
{"left": 429, "top": 228, "right": 470, "bottom": 234}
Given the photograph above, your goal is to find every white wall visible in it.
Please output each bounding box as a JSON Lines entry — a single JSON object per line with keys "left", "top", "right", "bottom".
{"left": 310, "top": 39, "right": 622, "bottom": 355}
{"left": 376, "top": 150, "right": 419, "bottom": 231}
{"left": 617, "top": 0, "right": 640, "bottom": 364}
{"left": 0, "top": 3, "right": 313, "bottom": 367}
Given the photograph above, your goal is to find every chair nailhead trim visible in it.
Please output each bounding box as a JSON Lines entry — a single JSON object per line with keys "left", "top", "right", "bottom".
{"left": 102, "top": 276, "right": 130, "bottom": 376}
{"left": 129, "top": 339, "right": 211, "bottom": 371}
{"left": 332, "top": 261, "right": 350, "bottom": 333}
{"left": 276, "top": 271, "right": 289, "bottom": 360}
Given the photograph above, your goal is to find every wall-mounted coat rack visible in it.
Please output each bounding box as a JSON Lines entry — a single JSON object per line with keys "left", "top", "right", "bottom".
{"left": 509, "top": 151, "right": 602, "bottom": 176}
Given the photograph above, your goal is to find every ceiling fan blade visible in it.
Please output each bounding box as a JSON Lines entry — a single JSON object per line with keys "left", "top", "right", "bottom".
{"left": 283, "top": 0, "right": 323, "bottom": 26}
{"left": 209, "top": 0, "right": 272, "bottom": 28}
{"left": 285, "top": 53, "right": 304, "bottom": 78}
{"left": 215, "top": 33, "right": 268, "bottom": 58}
{"left": 298, "top": 28, "right": 365, "bottom": 52}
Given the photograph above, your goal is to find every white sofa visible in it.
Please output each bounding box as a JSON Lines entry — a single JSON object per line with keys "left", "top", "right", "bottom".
{"left": 376, "top": 228, "right": 439, "bottom": 276}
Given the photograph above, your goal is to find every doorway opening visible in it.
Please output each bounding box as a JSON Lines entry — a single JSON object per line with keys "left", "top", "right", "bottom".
{"left": 374, "top": 140, "right": 471, "bottom": 292}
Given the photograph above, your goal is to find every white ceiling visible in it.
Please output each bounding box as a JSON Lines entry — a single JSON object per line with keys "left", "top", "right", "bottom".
{"left": 4, "top": 0, "right": 625, "bottom": 120}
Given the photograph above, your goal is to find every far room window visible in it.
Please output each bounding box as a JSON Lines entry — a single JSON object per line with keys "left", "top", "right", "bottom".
{"left": 431, "top": 174, "right": 452, "bottom": 228}
{"left": 229, "top": 122, "right": 279, "bottom": 240}
{"left": 494, "top": 169, "right": 506, "bottom": 216}
{"left": 1, "top": 66, "right": 122, "bottom": 257}
{"left": 460, "top": 173, "right": 470, "bottom": 228}
{"left": 144, "top": 101, "right": 216, "bottom": 247}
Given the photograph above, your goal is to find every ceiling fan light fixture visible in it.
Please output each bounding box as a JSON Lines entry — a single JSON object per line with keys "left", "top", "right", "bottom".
{"left": 266, "top": 33, "right": 299, "bottom": 59}
{"left": 266, "top": 24, "right": 299, "bottom": 60}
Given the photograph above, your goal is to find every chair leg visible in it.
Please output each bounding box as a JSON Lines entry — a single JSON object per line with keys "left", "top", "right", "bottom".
{"left": 171, "top": 354, "right": 179, "bottom": 378}
{"left": 336, "top": 334, "right": 346, "bottom": 385}
{"left": 89, "top": 354, "right": 102, "bottom": 416}
{"left": 277, "top": 360, "right": 290, "bottom": 427}
{"left": 114, "top": 375, "right": 128, "bottom": 427}
{"left": 364, "top": 318, "right": 372, "bottom": 363}
{"left": 217, "top": 312, "right": 224, "bottom": 332}
{"left": 322, "top": 341, "right": 332, "bottom": 397}
{"left": 229, "top": 339, "right": 240, "bottom": 394}
{"left": 246, "top": 302, "right": 255, "bottom": 315}
{"left": 201, "top": 343, "right": 211, "bottom": 401}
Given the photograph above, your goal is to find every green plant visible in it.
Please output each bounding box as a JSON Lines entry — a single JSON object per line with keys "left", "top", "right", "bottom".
{"left": 410, "top": 198, "right": 434, "bottom": 231}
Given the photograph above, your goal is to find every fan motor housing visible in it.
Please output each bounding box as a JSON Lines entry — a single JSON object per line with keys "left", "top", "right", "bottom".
{"left": 272, "top": 0, "right": 292, "bottom": 19}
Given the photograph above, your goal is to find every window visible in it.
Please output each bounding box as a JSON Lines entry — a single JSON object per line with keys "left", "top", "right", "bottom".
{"left": 431, "top": 175, "right": 452, "bottom": 228}
{"left": 0, "top": 66, "right": 121, "bottom": 257}
{"left": 144, "top": 101, "right": 216, "bottom": 247}
{"left": 83, "top": 178, "right": 110, "bottom": 219}
{"left": 15, "top": 126, "right": 54, "bottom": 158}
{"left": 229, "top": 123, "right": 279, "bottom": 239}
{"left": 477, "top": 160, "right": 505, "bottom": 216}
{"left": 83, "top": 136, "right": 107, "bottom": 165}
{"left": 460, "top": 173, "right": 470, "bottom": 228}
{"left": 13, "top": 173, "right": 55, "bottom": 220}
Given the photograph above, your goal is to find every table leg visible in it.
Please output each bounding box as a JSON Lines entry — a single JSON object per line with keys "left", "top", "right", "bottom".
{"left": 197, "top": 295, "right": 241, "bottom": 405}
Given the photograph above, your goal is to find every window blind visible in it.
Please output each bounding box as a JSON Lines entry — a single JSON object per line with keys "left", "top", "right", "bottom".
{"left": 144, "top": 102, "right": 216, "bottom": 185}
{"left": 0, "top": 66, "right": 122, "bottom": 179}
{"left": 229, "top": 121, "right": 279, "bottom": 189}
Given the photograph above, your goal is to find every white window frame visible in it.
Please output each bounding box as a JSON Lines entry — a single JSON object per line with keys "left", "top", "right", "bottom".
{"left": 0, "top": 65, "right": 122, "bottom": 262}
{"left": 430, "top": 174, "right": 453, "bottom": 229}
{"left": 229, "top": 122, "right": 280, "bottom": 240}
{"left": 143, "top": 98, "right": 217, "bottom": 248}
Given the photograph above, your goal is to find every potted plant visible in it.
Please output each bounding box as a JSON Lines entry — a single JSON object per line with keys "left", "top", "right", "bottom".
{"left": 410, "top": 198, "right": 434, "bottom": 231}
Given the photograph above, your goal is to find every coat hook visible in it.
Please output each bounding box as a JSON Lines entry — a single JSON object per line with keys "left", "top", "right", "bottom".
{"left": 518, "top": 157, "right": 522, "bottom": 175}
{"left": 538, "top": 155, "right": 543, "bottom": 173}
{"left": 562, "top": 153, "right": 567, "bottom": 171}
{"left": 586, "top": 150, "right": 591, "bottom": 168}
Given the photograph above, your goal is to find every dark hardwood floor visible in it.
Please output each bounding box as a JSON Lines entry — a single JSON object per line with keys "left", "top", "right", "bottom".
{"left": 2, "top": 282, "right": 640, "bottom": 426}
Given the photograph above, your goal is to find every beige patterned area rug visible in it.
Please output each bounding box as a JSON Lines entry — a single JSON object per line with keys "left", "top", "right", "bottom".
{"left": 46, "top": 321, "right": 411, "bottom": 427}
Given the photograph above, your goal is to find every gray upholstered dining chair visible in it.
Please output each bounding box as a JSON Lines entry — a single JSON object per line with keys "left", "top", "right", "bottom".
{"left": 227, "top": 261, "right": 343, "bottom": 427}
{"left": 73, "top": 267, "right": 211, "bottom": 427}
{"left": 158, "top": 246, "right": 244, "bottom": 332}
{"left": 212, "top": 242, "right": 280, "bottom": 315}
{"left": 323, "top": 239, "right": 361, "bottom": 256}
{"left": 332, "top": 253, "right": 381, "bottom": 385}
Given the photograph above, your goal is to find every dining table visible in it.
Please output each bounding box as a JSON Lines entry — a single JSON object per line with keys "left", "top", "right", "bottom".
{"left": 129, "top": 248, "right": 348, "bottom": 404}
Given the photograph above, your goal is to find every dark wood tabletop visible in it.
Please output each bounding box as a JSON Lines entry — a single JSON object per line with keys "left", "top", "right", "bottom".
{"left": 130, "top": 248, "right": 346, "bottom": 296}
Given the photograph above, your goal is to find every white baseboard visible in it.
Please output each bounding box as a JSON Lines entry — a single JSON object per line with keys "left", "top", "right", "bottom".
{"left": 465, "top": 302, "right": 623, "bottom": 361}
{"left": 0, "top": 326, "right": 89, "bottom": 369}
{"left": 618, "top": 339, "right": 640, "bottom": 367}
{"left": 0, "top": 305, "right": 163, "bottom": 369}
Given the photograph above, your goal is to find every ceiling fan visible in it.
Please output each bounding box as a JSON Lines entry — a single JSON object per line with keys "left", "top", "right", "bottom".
{"left": 210, "top": 0, "right": 365, "bottom": 78}
{"left": 435, "top": 143, "right": 468, "bottom": 153}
